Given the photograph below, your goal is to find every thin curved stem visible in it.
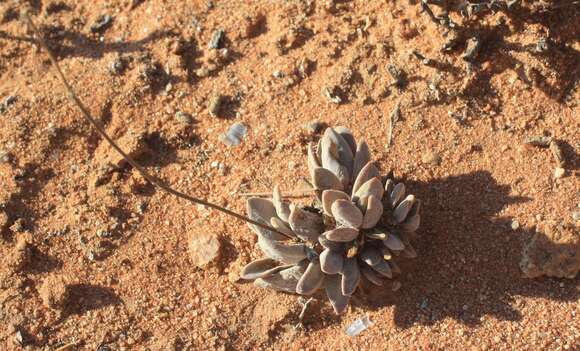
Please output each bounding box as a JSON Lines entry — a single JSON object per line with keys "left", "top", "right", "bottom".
{"left": 21, "top": 12, "right": 292, "bottom": 239}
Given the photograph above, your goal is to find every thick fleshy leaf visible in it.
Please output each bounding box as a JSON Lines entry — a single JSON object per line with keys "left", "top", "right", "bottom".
{"left": 383, "top": 233, "right": 405, "bottom": 251}
{"left": 352, "top": 140, "right": 370, "bottom": 181}
{"left": 240, "top": 258, "right": 291, "bottom": 280}
{"left": 258, "top": 237, "right": 307, "bottom": 264}
{"left": 388, "top": 183, "right": 405, "bottom": 208}
{"left": 270, "top": 217, "right": 296, "bottom": 237}
{"left": 341, "top": 257, "right": 360, "bottom": 296}
{"left": 272, "top": 185, "right": 291, "bottom": 222}
{"left": 254, "top": 261, "right": 307, "bottom": 293}
{"left": 393, "top": 195, "right": 415, "bottom": 223}
{"left": 296, "top": 258, "right": 325, "bottom": 295}
{"left": 370, "top": 259, "right": 393, "bottom": 278}
{"left": 352, "top": 162, "right": 380, "bottom": 196}
{"left": 247, "top": 198, "right": 288, "bottom": 241}
{"left": 307, "top": 142, "right": 321, "bottom": 180}
{"left": 323, "top": 128, "right": 354, "bottom": 180}
{"left": 360, "top": 247, "right": 383, "bottom": 266}
{"left": 322, "top": 189, "right": 350, "bottom": 215}
{"left": 313, "top": 167, "right": 344, "bottom": 191}
{"left": 361, "top": 195, "right": 383, "bottom": 229}
{"left": 288, "top": 205, "right": 323, "bottom": 242}
{"left": 334, "top": 126, "right": 357, "bottom": 154}
{"left": 390, "top": 260, "right": 402, "bottom": 274}
{"left": 354, "top": 178, "right": 384, "bottom": 208}
{"left": 321, "top": 155, "right": 350, "bottom": 188}
{"left": 325, "top": 227, "right": 359, "bottom": 242}
{"left": 331, "top": 199, "right": 363, "bottom": 228}
{"left": 384, "top": 179, "right": 394, "bottom": 196}
{"left": 319, "top": 132, "right": 351, "bottom": 187}
{"left": 320, "top": 248, "right": 344, "bottom": 274}
{"left": 409, "top": 198, "right": 421, "bottom": 217}
{"left": 401, "top": 244, "right": 418, "bottom": 258}
{"left": 325, "top": 274, "right": 350, "bottom": 314}
{"left": 361, "top": 264, "right": 383, "bottom": 286}
{"left": 319, "top": 233, "right": 345, "bottom": 251}
{"left": 399, "top": 213, "right": 420, "bottom": 232}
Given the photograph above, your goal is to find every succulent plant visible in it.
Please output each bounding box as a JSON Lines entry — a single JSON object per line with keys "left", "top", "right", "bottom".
{"left": 241, "top": 127, "right": 421, "bottom": 314}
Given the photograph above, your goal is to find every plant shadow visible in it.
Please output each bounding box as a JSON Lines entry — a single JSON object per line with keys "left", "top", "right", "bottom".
{"left": 360, "top": 170, "right": 579, "bottom": 328}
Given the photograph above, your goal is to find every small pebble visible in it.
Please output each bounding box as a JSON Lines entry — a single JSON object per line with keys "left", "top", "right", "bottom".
{"left": 188, "top": 233, "right": 221, "bottom": 268}
{"left": 3, "top": 95, "right": 16, "bottom": 106}
{"left": 553, "top": 167, "right": 566, "bottom": 179}
{"left": 175, "top": 111, "right": 193, "bottom": 124}
{"left": 0, "top": 95, "right": 16, "bottom": 113}
{"left": 0, "top": 150, "right": 9, "bottom": 163}
{"left": 196, "top": 67, "right": 210, "bottom": 78}
{"left": 422, "top": 151, "right": 441, "bottom": 166}
{"left": 208, "top": 29, "right": 225, "bottom": 49}
{"left": 208, "top": 94, "right": 223, "bottom": 117}
{"left": 511, "top": 220, "right": 520, "bottom": 230}
{"left": 391, "top": 281, "right": 402, "bottom": 291}
{"left": 219, "top": 123, "right": 247, "bottom": 147}
{"left": 572, "top": 211, "right": 580, "bottom": 221}
{"left": 323, "top": 87, "right": 342, "bottom": 104}
{"left": 272, "top": 70, "right": 284, "bottom": 78}
{"left": 109, "top": 57, "right": 126, "bottom": 75}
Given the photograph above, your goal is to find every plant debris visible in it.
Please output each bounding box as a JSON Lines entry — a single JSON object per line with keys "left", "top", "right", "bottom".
{"left": 387, "top": 101, "right": 401, "bottom": 147}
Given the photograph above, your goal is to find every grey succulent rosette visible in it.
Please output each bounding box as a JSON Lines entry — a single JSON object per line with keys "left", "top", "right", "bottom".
{"left": 241, "top": 127, "right": 421, "bottom": 314}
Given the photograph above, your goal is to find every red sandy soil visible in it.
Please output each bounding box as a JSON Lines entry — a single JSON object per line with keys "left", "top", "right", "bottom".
{"left": 0, "top": 0, "right": 578, "bottom": 350}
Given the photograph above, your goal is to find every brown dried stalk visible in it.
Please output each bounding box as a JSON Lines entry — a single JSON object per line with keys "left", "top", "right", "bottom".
{"left": 21, "top": 11, "right": 290, "bottom": 238}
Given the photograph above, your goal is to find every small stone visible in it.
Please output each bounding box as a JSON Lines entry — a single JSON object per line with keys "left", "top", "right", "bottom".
{"left": 511, "top": 220, "right": 520, "bottom": 230}
{"left": 0, "top": 149, "right": 9, "bottom": 163}
{"left": 188, "top": 233, "right": 221, "bottom": 268}
{"left": 287, "top": 161, "right": 296, "bottom": 170}
{"left": 39, "top": 275, "right": 69, "bottom": 310}
{"left": 175, "top": 111, "right": 193, "bottom": 124}
{"left": 1, "top": 95, "right": 17, "bottom": 112}
{"left": 91, "top": 14, "right": 113, "bottom": 33}
{"left": 219, "top": 123, "right": 247, "bottom": 147}
{"left": 421, "top": 151, "right": 441, "bottom": 166}
{"left": 94, "top": 129, "right": 150, "bottom": 168}
{"left": 323, "top": 86, "right": 342, "bottom": 104}
{"left": 303, "top": 120, "right": 323, "bottom": 134}
{"left": 14, "top": 330, "right": 25, "bottom": 346}
{"left": 109, "top": 56, "right": 126, "bottom": 75}
{"left": 208, "top": 94, "right": 224, "bottom": 117}
{"left": 208, "top": 29, "right": 225, "bottom": 49}
{"left": 272, "top": 70, "right": 284, "bottom": 78}
{"left": 572, "top": 212, "right": 580, "bottom": 221}
{"left": 554, "top": 167, "right": 566, "bottom": 179}
{"left": 196, "top": 67, "right": 210, "bottom": 78}
{"left": 521, "top": 221, "right": 580, "bottom": 279}
{"left": 391, "top": 281, "right": 402, "bottom": 291}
